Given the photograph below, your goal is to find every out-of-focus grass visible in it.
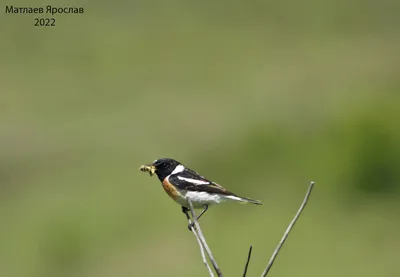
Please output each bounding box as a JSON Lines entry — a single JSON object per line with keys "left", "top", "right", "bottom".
{"left": 1, "top": 1, "right": 400, "bottom": 277}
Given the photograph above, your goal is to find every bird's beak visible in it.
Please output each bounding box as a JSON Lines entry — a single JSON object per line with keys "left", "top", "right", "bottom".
{"left": 139, "top": 164, "right": 156, "bottom": 176}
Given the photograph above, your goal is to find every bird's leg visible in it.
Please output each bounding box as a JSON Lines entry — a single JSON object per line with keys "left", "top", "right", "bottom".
{"left": 182, "top": 206, "right": 193, "bottom": 231}
{"left": 182, "top": 206, "right": 191, "bottom": 220}
{"left": 187, "top": 205, "right": 208, "bottom": 231}
{"left": 196, "top": 204, "right": 209, "bottom": 221}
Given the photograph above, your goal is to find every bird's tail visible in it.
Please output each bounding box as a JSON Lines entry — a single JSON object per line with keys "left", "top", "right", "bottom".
{"left": 239, "top": 196, "right": 262, "bottom": 205}
{"left": 225, "top": 195, "right": 262, "bottom": 205}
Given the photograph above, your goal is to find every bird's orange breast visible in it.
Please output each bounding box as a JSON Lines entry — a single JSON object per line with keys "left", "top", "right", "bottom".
{"left": 162, "top": 179, "right": 179, "bottom": 200}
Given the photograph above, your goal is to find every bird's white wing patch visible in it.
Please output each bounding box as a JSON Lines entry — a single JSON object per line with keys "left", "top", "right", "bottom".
{"left": 177, "top": 176, "right": 210, "bottom": 185}
{"left": 171, "top": 164, "right": 185, "bottom": 175}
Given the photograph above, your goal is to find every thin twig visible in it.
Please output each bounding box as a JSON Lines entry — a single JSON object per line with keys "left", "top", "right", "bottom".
{"left": 261, "top": 181, "right": 315, "bottom": 277}
{"left": 187, "top": 200, "right": 224, "bottom": 277}
{"left": 242, "top": 246, "right": 253, "bottom": 277}
{"left": 189, "top": 218, "right": 214, "bottom": 277}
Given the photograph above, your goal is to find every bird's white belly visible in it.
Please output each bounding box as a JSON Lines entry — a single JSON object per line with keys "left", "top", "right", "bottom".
{"left": 176, "top": 191, "right": 223, "bottom": 208}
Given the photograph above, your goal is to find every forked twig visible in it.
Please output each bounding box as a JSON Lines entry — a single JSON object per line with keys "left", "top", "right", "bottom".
{"left": 189, "top": 219, "right": 214, "bottom": 277}
{"left": 187, "top": 199, "right": 223, "bottom": 277}
{"left": 186, "top": 181, "right": 314, "bottom": 277}
{"left": 261, "top": 181, "right": 315, "bottom": 276}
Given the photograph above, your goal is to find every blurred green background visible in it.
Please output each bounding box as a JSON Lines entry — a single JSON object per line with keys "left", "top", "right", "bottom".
{"left": 1, "top": 1, "right": 400, "bottom": 276}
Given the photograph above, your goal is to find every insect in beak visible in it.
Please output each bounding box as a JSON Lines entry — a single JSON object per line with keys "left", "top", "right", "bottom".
{"left": 139, "top": 164, "right": 156, "bottom": 176}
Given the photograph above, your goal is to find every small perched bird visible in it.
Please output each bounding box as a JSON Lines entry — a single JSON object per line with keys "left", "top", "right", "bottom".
{"left": 140, "top": 158, "right": 262, "bottom": 229}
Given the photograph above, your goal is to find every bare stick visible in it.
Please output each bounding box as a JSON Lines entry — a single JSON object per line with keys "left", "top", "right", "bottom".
{"left": 242, "top": 246, "right": 253, "bottom": 277}
{"left": 187, "top": 200, "right": 223, "bottom": 277}
{"left": 261, "top": 181, "right": 315, "bottom": 277}
{"left": 189, "top": 218, "right": 214, "bottom": 277}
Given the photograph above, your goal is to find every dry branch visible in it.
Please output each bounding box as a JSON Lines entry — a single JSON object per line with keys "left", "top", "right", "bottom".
{"left": 189, "top": 220, "right": 214, "bottom": 277}
{"left": 187, "top": 199, "right": 223, "bottom": 277}
{"left": 261, "top": 181, "right": 315, "bottom": 276}
{"left": 185, "top": 181, "right": 315, "bottom": 277}
{"left": 242, "top": 246, "right": 253, "bottom": 277}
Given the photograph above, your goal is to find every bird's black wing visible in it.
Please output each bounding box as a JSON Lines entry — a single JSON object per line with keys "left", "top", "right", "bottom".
{"left": 168, "top": 168, "right": 234, "bottom": 195}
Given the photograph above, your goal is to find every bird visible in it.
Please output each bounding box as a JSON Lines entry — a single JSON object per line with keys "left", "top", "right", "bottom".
{"left": 140, "top": 158, "right": 262, "bottom": 230}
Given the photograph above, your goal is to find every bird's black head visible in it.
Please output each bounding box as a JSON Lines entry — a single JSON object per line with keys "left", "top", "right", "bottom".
{"left": 151, "top": 158, "right": 181, "bottom": 181}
